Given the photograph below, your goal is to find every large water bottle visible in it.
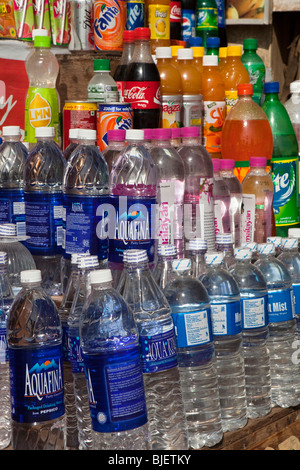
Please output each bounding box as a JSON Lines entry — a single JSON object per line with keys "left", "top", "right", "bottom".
{"left": 219, "top": 159, "right": 242, "bottom": 247}
{"left": 152, "top": 244, "right": 177, "bottom": 289}
{"left": 255, "top": 243, "right": 300, "bottom": 407}
{"left": 24, "top": 127, "right": 65, "bottom": 296}
{"left": 120, "top": 249, "right": 188, "bottom": 450}
{"left": 200, "top": 252, "right": 247, "bottom": 432}
{"left": 188, "top": 238, "right": 207, "bottom": 278}
{"left": 80, "top": 268, "right": 151, "bottom": 450}
{"left": 230, "top": 248, "right": 272, "bottom": 419}
{"left": 7, "top": 269, "right": 65, "bottom": 450}
{"left": 0, "top": 126, "right": 28, "bottom": 239}
{"left": 0, "top": 252, "right": 14, "bottom": 449}
{"left": 164, "top": 258, "right": 223, "bottom": 449}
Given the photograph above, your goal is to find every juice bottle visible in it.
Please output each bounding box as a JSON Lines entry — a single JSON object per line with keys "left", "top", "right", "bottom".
{"left": 218, "top": 46, "right": 227, "bottom": 71}
{"left": 202, "top": 54, "right": 225, "bottom": 159}
{"left": 171, "top": 44, "right": 183, "bottom": 67}
{"left": 156, "top": 46, "right": 183, "bottom": 127}
{"left": 146, "top": 0, "right": 170, "bottom": 54}
{"left": 191, "top": 45, "right": 204, "bottom": 79}
{"left": 220, "top": 45, "right": 249, "bottom": 115}
{"left": 221, "top": 83, "right": 273, "bottom": 183}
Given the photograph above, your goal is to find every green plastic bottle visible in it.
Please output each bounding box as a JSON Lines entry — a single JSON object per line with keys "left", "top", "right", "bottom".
{"left": 262, "top": 81, "right": 300, "bottom": 237}
{"left": 241, "top": 38, "right": 265, "bottom": 105}
{"left": 195, "top": 0, "right": 219, "bottom": 51}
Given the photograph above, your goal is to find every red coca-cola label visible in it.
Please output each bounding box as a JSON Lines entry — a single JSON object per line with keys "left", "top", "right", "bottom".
{"left": 170, "top": 1, "right": 181, "bottom": 22}
{"left": 124, "top": 81, "right": 161, "bottom": 109}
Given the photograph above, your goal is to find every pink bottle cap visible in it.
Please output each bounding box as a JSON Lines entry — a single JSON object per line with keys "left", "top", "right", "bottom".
{"left": 180, "top": 126, "right": 200, "bottom": 137}
{"left": 107, "top": 129, "right": 126, "bottom": 141}
{"left": 171, "top": 127, "right": 181, "bottom": 138}
{"left": 143, "top": 129, "right": 153, "bottom": 140}
{"left": 152, "top": 128, "right": 172, "bottom": 139}
{"left": 249, "top": 156, "right": 267, "bottom": 167}
{"left": 212, "top": 159, "right": 221, "bottom": 171}
{"left": 220, "top": 159, "right": 235, "bottom": 170}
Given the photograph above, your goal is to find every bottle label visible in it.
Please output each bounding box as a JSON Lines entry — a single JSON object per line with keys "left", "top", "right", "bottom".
{"left": 83, "top": 344, "right": 148, "bottom": 433}
{"left": 126, "top": 0, "right": 145, "bottom": 30}
{"left": 241, "top": 295, "right": 268, "bottom": 329}
{"left": 0, "top": 326, "right": 8, "bottom": 363}
{"left": 63, "top": 194, "right": 109, "bottom": 260}
{"left": 25, "top": 192, "right": 63, "bottom": 256}
{"left": 108, "top": 195, "right": 156, "bottom": 264}
{"left": 161, "top": 94, "right": 183, "bottom": 128}
{"left": 170, "top": 1, "right": 181, "bottom": 22}
{"left": 241, "top": 193, "right": 255, "bottom": 244}
{"left": 181, "top": 95, "right": 202, "bottom": 130}
{"left": 271, "top": 157, "right": 300, "bottom": 228}
{"left": 25, "top": 87, "right": 60, "bottom": 144}
{"left": 203, "top": 100, "right": 226, "bottom": 153}
{"left": 210, "top": 301, "right": 242, "bottom": 336}
{"left": 293, "top": 283, "right": 300, "bottom": 315}
{"left": 9, "top": 345, "right": 65, "bottom": 423}
{"left": 148, "top": 4, "right": 170, "bottom": 40}
{"left": 87, "top": 83, "right": 119, "bottom": 103}
{"left": 171, "top": 308, "right": 213, "bottom": 348}
{"left": 225, "top": 90, "right": 238, "bottom": 114}
{"left": 69, "top": 333, "right": 85, "bottom": 374}
{"left": 139, "top": 326, "right": 178, "bottom": 373}
{"left": 181, "top": 9, "right": 195, "bottom": 40}
{"left": 156, "top": 181, "right": 183, "bottom": 246}
{"left": 124, "top": 81, "right": 161, "bottom": 110}
{"left": 267, "top": 288, "right": 295, "bottom": 323}
{"left": 196, "top": 7, "right": 218, "bottom": 31}
{"left": 246, "top": 63, "right": 265, "bottom": 94}
{"left": 0, "top": 189, "right": 26, "bottom": 240}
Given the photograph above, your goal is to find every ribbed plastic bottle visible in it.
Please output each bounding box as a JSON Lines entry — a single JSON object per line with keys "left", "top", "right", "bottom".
{"left": 0, "top": 126, "right": 28, "bottom": 238}
{"left": 164, "top": 257, "right": 223, "bottom": 448}
{"left": 255, "top": 243, "right": 300, "bottom": 407}
{"left": 0, "top": 252, "right": 14, "bottom": 449}
{"left": 24, "top": 126, "right": 65, "bottom": 296}
{"left": 215, "top": 233, "right": 236, "bottom": 270}
{"left": 102, "top": 129, "right": 126, "bottom": 174}
{"left": 188, "top": 238, "right": 207, "bottom": 277}
{"left": 149, "top": 128, "right": 185, "bottom": 257}
{"left": 63, "top": 128, "right": 79, "bottom": 160}
{"left": 212, "top": 158, "right": 231, "bottom": 235}
{"left": 200, "top": 252, "right": 247, "bottom": 432}
{"left": 230, "top": 248, "right": 272, "bottom": 419}
{"left": 153, "top": 244, "right": 177, "bottom": 289}
{"left": 120, "top": 249, "right": 188, "bottom": 450}
{"left": 80, "top": 268, "right": 151, "bottom": 450}
{"left": 7, "top": 269, "right": 66, "bottom": 450}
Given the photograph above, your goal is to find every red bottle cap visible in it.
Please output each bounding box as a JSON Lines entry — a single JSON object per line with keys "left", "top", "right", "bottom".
{"left": 123, "top": 30, "right": 135, "bottom": 42}
{"left": 238, "top": 83, "right": 253, "bottom": 95}
{"left": 134, "top": 27, "right": 151, "bottom": 40}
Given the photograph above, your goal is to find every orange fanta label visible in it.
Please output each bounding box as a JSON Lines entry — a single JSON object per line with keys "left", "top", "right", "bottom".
{"left": 203, "top": 100, "right": 225, "bottom": 154}
{"left": 94, "top": 0, "right": 126, "bottom": 51}
{"left": 97, "top": 103, "right": 133, "bottom": 151}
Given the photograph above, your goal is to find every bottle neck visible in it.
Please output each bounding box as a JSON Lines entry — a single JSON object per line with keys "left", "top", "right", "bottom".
{"left": 264, "top": 92, "right": 279, "bottom": 103}
{"left": 4, "top": 135, "right": 20, "bottom": 142}
{"left": 91, "top": 280, "right": 113, "bottom": 291}
{"left": 124, "top": 260, "right": 149, "bottom": 272}
{"left": 248, "top": 166, "right": 266, "bottom": 175}
{"left": 153, "top": 139, "right": 171, "bottom": 147}
{"left": 131, "top": 39, "right": 153, "bottom": 64}
{"left": 181, "top": 136, "right": 200, "bottom": 145}
{"left": 120, "top": 42, "right": 135, "bottom": 64}
{"left": 78, "top": 138, "right": 96, "bottom": 146}
{"left": 36, "top": 136, "right": 54, "bottom": 143}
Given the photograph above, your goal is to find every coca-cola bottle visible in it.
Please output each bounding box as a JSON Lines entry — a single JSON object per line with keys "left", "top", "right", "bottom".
{"left": 170, "top": 1, "right": 182, "bottom": 40}
{"left": 124, "top": 27, "right": 161, "bottom": 129}
{"left": 113, "top": 30, "right": 135, "bottom": 102}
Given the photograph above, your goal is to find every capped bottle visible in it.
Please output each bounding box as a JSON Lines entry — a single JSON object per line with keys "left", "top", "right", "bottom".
{"left": 102, "top": 129, "right": 126, "bottom": 174}
{"left": 195, "top": 0, "right": 218, "bottom": 50}
{"left": 153, "top": 243, "right": 177, "bottom": 289}
{"left": 87, "top": 59, "right": 119, "bottom": 103}
{"left": 188, "top": 238, "right": 207, "bottom": 277}
{"left": 215, "top": 233, "right": 235, "bottom": 270}
{"left": 181, "top": 0, "right": 196, "bottom": 42}
{"left": 284, "top": 80, "right": 300, "bottom": 150}
{"left": 241, "top": 38, "right": 265, "bottom": 105}
{"left": 220, "top": 45, "right": 249, "bottom": 115}
{"left": 212, "top": 158, "right": 231, "bottom": 235}
{"left": 63, "top": 128, "right": 79, "bottom": 161}
{"left": 114, "top": 30, "right": 135, "bottom": 102}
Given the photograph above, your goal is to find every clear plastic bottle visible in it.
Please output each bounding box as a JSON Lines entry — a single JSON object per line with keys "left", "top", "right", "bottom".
{"left": 212, "top": 158, "right": 231, "bottom": 235}
{"left": 0, "top": 126, "right": 28, "bottom": 239}
{"left": 102, "top": 129, "right": 126, "bottom": 174}
{"left": 241, "top": 241, "right": 258, "bottom": 263}
{"left": 120, "top": 249, "right": 188, "bottom": 450}
{"left": 171, "top": 127, "right": 182, "bottom": 148}
{"left": 164, "top": 257, "right": 223, "bottom": 449}
{"left": 267, "top": 236, "right": 282, "bottom": 257}
{"left": 230, "top": 248, "right": 272, "bottom": 419}
{"left": 24, "top": 126, "right": 65, "bottom": 296}
{"left": 284, "top": 80, "right": 300, "bottom": 150}
{"left": 255, "top": 243, "right": 300, "bottom": 407}
{"left": 7, "top": 269, "right": 66, "bottom": 450}
{"left": 200, "top": 252, "right": 247, "bottom": 432}
{"left": 87, "top": 59, "right": 119, "bottom": 103}
{"left": 153, "top": 244, "right": 177, "bottom": 289}
{"left": 63, "top": 128, "right": 79, "bottom": 161}
{"left": 188, "top": 238, "right": 207, "bottom": 277}
{"left": 149, "top": 128, "right": 185, "bottom": 257}
{"left": 0, "top": 252, "right": 14, "bottom": 449}
{"left": 80, "top": 268, "right": 151, "bottom": 450}
{"left": 178, "top": 126, "right": 215, "bottom": 252}
{"left": 215, "top": 233, "right": 236, "bottom": 270}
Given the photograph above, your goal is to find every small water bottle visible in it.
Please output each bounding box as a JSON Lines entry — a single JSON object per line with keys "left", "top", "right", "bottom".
{"left": 241, "top": 241, "right": 258, "bottom": 263}
{"left": 255, "top": 243, "right": 300, "bottom": 407}
{"left": 164, "top": 258, "right": 223, "bottom": 449}
{"left": 80, "top": 268, "right": 151, "bottom": 450}
{"left": 7, "top": 269, "right": 65, "bottom": 450}
{"left": 215, "top": 233, "right": 236, "bottom": 270}
{"left": 0, "top": 252, "right": 14, "bottom": 449}
{"left": 200, "top": 252, "right": 247, "bottom": 432}
{"left": 152, "top": 244, "right": 177, "bottom": 289}
{"left": 63, "top": 128, "right": 79, "bottom": 161}
{"left": 188, "top": 238, "right": 207, "bottom": 278}
{"left": 230, "top": 248, "right": 272, "bottom": 419}
{"left": 288, "top": 228, "right": 300, "bottom": 252}
{"left": 102, "top": 129, "right": 126, "bottom": 174}
{"left": 120, "top": 249, "right": 188, "bottom": 450}
{"left": 267, "top": 236, "right": 282, "bottom": 257}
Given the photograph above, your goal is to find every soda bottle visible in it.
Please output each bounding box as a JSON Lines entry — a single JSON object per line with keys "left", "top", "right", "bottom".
{"left": 200, "top": 252, "right": 247, "bottom": 432}
{"left": 7, "top": 269, "right": 66, "bottom": 450}
{"left": 202, "top": 54, "right": 226, "bottom": 159}
{"left": 181, "top": 0, "right": 196, "bottom": 42}
{"left": 24, "top": 127, "right": 65, "bottom": 296}
{"left": 155, "top": 46, "right": 183, "bottom": 128}
{"left": 170, "top": 0, "right": 182, "bottom": 40}
{"left": 262, "top": 81, "right": 300, "bottom": 237}
{"left": 0, "top": 126, "right": 28, "bottom": 238}
{"left": 195, "top": 0, "right": 218, "bottom": 51}
{"left": 124, "top": 27, "right": 161, "bottom": 129}
{"left": 212, "top": 158, "right": 231, "bottom": 236}
{"left": 87, "top": 59, "right": 119, "bottom": 103}
{"left": 230, "top": 248, "right": 272, "bottom": 419}
{"left": 119, "top": 249, "right": 188, "bottom": 449}
{"left": 218, "top": 46, "right": 227, "bottom": 71}
{"left": 24, "top": 32, "right": 60, "bottom": 147}
{"left": 206, "top": 36, "right": 220, "bottom": 55}
{"left": 188, "top": 36, "right": 202, "bottom": 46}
{"left": 221, "top": 83, "right": 273, "bottom": 183}
{"left": 255, "top": 243, "right": 300, "bottom": 407}
{"left": 102, "top": 129, "right": 126, "bottom": 174}
{"left": 164, "top": 257, "right": 223, "bottom": 449}
{"left": 146, "top": 0, "right": 170, "bottom": 54}
{"left": 284, "top": 80, "right": 300, "bottom": 150}
{"left": 220, "top": 45, "right": 249, "bottom": 115}
{"left": 178, "top": 126, "right": 215, "bottom": 252}
{"left": 241, "top": 156, "right": 276, "bottom": 244}
{"left": 152, "top": 243, "right": 177, "bottom": 288}
{"left": 188, "top": 238, "right": 207, "bottom": 277}
{"left": 63, "top": 128, "right": 79, "bottom": 161}
{"left": 113, "top": 30, "right": 135, "bottom": 102}
{"left": 219, "top": 159, "right": 242, "bottom": 247}
{"left": 215, "top": 0, "right": 227, "bottom": 47}
{"left": 241, "top": 38, "right": 265, "bottom": 105}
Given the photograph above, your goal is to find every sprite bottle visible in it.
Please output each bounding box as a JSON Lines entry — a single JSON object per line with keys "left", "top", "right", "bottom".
{"left": 241, "top": 38, "right": 265, "bottom": 105}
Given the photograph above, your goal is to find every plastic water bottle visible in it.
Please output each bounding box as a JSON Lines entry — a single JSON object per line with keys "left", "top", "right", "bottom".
{"left": 87, "top": 59, "right": 119, "bottom": 103}
{"left": 241, "top": 241, "right": 258, "bottom": 263}
{"left": 149, "top": 128, "right": 185, "bottom": 257}
{"left": 215, "top": 233, "right": 236, "bottom": 270}
{"left": 288, "top": 227, "right": 300, "bottom": 251}
{"left": 0, "top": 223, "right": 36, "bottom": 295}
{"left": 120, "top": 249, "right": 188, "bottom": 450}
{"left": 188, "top": 238, "right": 207, "bottom": 278}
{"left": 63, "top": 128, "right": 79, "bottom": 161}
{"left": 68, "top": 255, "right": 99, "bottom": 450}
{"left": 24, "top": 126, "right": 65, "bottom": 296}
{"left": 102, "top": 129, "right": 126, "bottom": 174}
{"left": 219, "top": 159, "right": 242, "bottom": 247}
{"left": 0, "top": 252, "right": 14, "bottom": 449}
{"left": 0, "top": 126, "right": 27, "bottom": 238}
{"left": 255, "top": 243, "right": 300, "bottom": 407}
{"left": 164, "top": 258, "right": 223, "bottom": 449}
{"left": 212, "top": 158, "right": 231, "bottom": 236}
{"left": 7, "top": 269, "right": 65, "bottom": 450}
{"left": 230, "top": 248, "right": 272, "bottom": 419}
{"left": 153, "top": 244, "right": 177, "bottom": 290}
{"left": 200, "top": 252, "right": 247, "bottom": 432}
{"left": 80, "top": 268, "right": 151, "bottom": 450}
{"left": 267, "top": 236, "right": 282, "bottom": 257}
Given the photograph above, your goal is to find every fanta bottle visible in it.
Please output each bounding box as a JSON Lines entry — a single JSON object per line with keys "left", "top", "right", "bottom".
{"left": 93, "top": 0, "right": 126, "bottom": 51}
{"left": 156, "top": 46, "right": 182, "bottom": 128}
{"left": 146, "top": 0, "right": 171, "bottom": 54}
{"left": 220, "top": 45, "right": 249, "bottom": 115}
{"left": 221, "top": 83, "right": 273, "bottom": 182}
{"left": 202, "top": 55, "right": 225, "bottom": 159}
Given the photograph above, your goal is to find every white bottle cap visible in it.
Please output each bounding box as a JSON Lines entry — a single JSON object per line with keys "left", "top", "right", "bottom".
{"left": 78, "top": 255, "right": 99, "bottom": 269}
{"left": 216, "top": 233, "right": 233, "bottom": 244}
{"left": 126, "top": 129, "right": 144, "bottom": 141}
{"left": 266, "top": 236, "right": 282, "bottom": 247}
{"left": 205, "top": 252, "right": 224, "bottom": 265}
{"left": 123, "top": 249, "right": 148, "bottom": 263}
{"left": 241, "top": 242, "right": 258, "bottom": 252}
{"left": 35, "top": 127, "right": 55, "bottom": 138}
{"left": 32, "top": 28, "right": 48, "bottom": 39}
{"left": 69, "top": 128, "right": 80, "bottom": 139}
{"left": 288, "top": 228, "right": 300, "bottom": 238}
{"left": 172, "top": 258, "right": 191, "bottom": 272}
{"left": 2, "top": 126, "right": 20, "bottom": 136}
{"left": 0, "top": 251, "right": 8, "bottom": 264}
{"left": 281, "top": 238, "right": 298, "bottom": 250}
{"left": 157, "top": 244, "right": 177, "bottom": 256}
{"left": 0, "top": 223, "right": 17, "bottom": 236}
{"left": 203, "top": 55, "right": 219, "bottom": 67}
{"left": 90, "top": 269, "right": 112, "bottom": 285}
{"left": 71, "top": 253, "right": 89, "bottom": 265}
{"left": 234, "top": 248, "right": 252, "bottom": 260}
{"left": 78, "top": 129, "right": 97, "bottom": 140}
{"left": 188, "top": 238, "right": 207, "bottom": 251}
{"left": 290, "top": 80, "right": 300, "bottom": 93}
{"left": 155, "top": 47, "right": 172, "bottom": 59}
{"left": 258, "top": 243, "right": 275, "bottom": 255}
{"left": 178, "top": 48, "right": 193, "bottom": 60}
{"left": 21, "top": 269, "right": 42, "bottom": 284}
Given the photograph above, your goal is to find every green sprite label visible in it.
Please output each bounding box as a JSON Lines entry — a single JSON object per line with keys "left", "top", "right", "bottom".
{"left": 272, "top": 157, "right": 300, "bottom": 227}
{"left": 196, "top": 7, "right": 218, "bottom": 31}
{"left": 25, "top": 87, "right": 60, "bottom": 144}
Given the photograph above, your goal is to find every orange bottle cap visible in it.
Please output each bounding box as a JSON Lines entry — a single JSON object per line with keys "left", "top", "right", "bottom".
{"left": 238, "top": 83, "right": 253, "bottom": 95}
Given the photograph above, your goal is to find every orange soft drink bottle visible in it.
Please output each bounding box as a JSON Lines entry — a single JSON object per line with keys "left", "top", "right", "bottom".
{"left": 146, "top": 0, "right": 171, "bottom": 54}
{"left": 220, "top": 45, "right": 249, "bottom": 114}
{"left": 218, "top": 46, "right": 227, "bottom": 71}
{"left": 170, "top": 45, "right": 183, "bottom": 67}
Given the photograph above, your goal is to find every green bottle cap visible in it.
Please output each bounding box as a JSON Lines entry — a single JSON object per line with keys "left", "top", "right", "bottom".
{"left": 94, "top": 59, "right": 110, "bottom": 71}
{"left": 34, "top": 36, "right": 51, "bottom": 48}
{"left": 243, "top": 38, "right": 258, "bottom": 50}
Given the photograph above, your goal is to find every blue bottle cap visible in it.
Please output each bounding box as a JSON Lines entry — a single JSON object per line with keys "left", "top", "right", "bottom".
{"left": 206, "top": 37, "right": 220, "bottom": 48}
{"left": 188, "top": 36, "right": 202, "bottom": 47}
{"left": 264, "top": 81, "right": 280, "bottom": 93}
